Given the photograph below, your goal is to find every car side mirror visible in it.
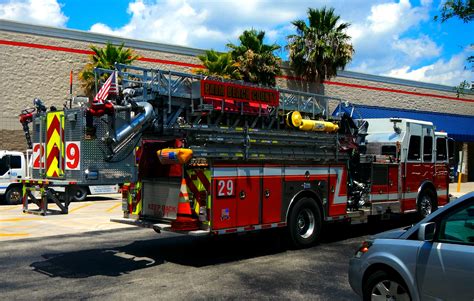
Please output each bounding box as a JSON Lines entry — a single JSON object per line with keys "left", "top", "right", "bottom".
{"left": 418, "top": 222, "right": 436, "bottom": 241}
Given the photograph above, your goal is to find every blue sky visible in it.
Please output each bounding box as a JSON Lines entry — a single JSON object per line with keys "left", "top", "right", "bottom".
{"left": 0, "top": 0, "right": 472, "bottom": 86}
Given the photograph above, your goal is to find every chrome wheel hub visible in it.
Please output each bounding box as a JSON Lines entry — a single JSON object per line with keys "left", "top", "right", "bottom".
{"left": 371, "top": 280, "right": 410, "bottom": 301}
{"left": 420, "top": 196, "right": 432, "bottom": 217}
{"left": 296, "top": 208, "right": 315, "bottom": 239}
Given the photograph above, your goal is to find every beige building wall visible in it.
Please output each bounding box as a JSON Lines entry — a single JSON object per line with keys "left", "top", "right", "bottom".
{"left": 1, "top": 20, "right": 473, "bottom": 162}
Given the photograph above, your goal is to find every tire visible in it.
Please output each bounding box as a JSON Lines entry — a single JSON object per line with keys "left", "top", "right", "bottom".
{"left": 71, "top": 186, "right": 88, "bottom": 202}
{"left": 363, "top": 269, "right": 411, "bottom": 301}
{"left": 287, "top": 197, "right": 322, "bottom": 248}
{"left": 417, "top": 189, "right": 437, "bottom": 219}
{"left": 5, "top": 186, "right": 22, "bottom": 205}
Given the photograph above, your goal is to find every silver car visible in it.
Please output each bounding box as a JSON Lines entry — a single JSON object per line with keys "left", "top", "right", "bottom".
{"left": 349, "top": 192, "right": 474, "bottom": 301}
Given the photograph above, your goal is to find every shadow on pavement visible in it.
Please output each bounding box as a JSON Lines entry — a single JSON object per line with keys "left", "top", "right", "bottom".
{"left": 30, "top": 215, "right": 417, "bottom": 279}
{"left": 30, "top": 231, "right": 286, "bottom": 278}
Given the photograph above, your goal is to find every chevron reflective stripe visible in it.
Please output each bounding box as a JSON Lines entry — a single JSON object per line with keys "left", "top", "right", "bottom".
{"left": 213, "top": 222, "right": 287, "bottom": 235}
{"left": 45, "top": 112, "right": 64, "bottom": 178}
{"left": 21, "top": 184, "right": 27, "bottom": 207}
{"left": 130, "top": 182, "right": 142, "bottom": 215}
{"left": 185, "top": 168, "right": 211, "bottom": 218}
{"left": 19, "top": 179, "right": 50, "bottom": 185}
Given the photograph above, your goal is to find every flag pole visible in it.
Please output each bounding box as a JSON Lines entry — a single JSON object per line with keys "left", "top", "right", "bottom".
{"left": 69, "top": 69, "right": 73, "bottom": 108}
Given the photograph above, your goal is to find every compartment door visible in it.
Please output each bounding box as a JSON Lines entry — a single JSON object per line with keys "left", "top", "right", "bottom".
{"left": 236, "top": 166, "right": 261, "bottom": 227}
{"left": 388, "top": 164, "right": 400, "bottom": 201}
{"left": 371, "top": 164, "right": 389, "bottom": 201}
{"left": 262, "top": 166, "right": 282, "bottom": 224}
{"left": 212, "top": 167, "right": 237, "bottom": 230}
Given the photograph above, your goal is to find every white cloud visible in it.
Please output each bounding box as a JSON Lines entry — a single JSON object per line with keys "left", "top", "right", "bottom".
{"left": 89, "top": 0, "right": 226, "bottom": 49}
{"left": 384, "top": 51, "right": 473, "bottom": 86}
{"left": 88, "top": 0, "right": 372, "bottom": 50}
{"left": 348, "top": 0, "right": 445, "bottom": 79}
{"left": 392, "top": 35, "right": 442, "bottom": 59}
{"left": 368, "top": 0, "right": 411, "bottom": 33}
{"left": 0, "top": 0, "right": 67, "bottom": 27}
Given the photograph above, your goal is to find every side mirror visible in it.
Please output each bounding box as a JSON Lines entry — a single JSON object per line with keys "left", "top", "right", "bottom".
{"left": 418, "top": 222, "right": 436, "bottom": 241}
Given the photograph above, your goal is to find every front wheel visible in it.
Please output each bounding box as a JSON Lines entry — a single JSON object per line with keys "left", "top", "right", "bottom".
{"left": 363, "top": 270, "right": 411, "bottom": 301}
{"left": 287, "top": 197, "right": 322, "bottom": 248}
{"left": 5, "top": 186, "right": 22, "bottom": 205}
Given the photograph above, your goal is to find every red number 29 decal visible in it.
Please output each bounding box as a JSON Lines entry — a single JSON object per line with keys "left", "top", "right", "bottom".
{"left": 217, "top": 179, "right": 234, "bottom": 197}
{"left": 32, "top": 143, "right": 45, "bottom": 169}
{"left": 65, "top": 142, "right": 80, "bottom": 170}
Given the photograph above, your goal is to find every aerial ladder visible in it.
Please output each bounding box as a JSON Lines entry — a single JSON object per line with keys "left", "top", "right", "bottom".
{"left": 93, "top": 64, "right": 359, "bottom": 164}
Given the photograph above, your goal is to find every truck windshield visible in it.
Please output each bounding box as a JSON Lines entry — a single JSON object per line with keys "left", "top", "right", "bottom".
{"left": 0, "top": 156, "right": 9, "bottom": 176}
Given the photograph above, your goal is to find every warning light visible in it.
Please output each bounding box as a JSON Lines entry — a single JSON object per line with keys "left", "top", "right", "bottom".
{"left": 157, "top": 148, "right": 193, "bottom": 165}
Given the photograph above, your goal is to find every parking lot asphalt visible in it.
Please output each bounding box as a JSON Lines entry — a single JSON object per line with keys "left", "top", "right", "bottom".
{"left": 0, "top": 194, "right": 132, "bottom": 241}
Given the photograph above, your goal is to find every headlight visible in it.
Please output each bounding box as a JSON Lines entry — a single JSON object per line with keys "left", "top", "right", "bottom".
{"left": 355, "top": 240, "right": 373, "bottom": 258}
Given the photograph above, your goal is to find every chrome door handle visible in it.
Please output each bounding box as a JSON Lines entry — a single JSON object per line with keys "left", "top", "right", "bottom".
{"left": 264, "top": 189, "right": 270, "bottom": 198}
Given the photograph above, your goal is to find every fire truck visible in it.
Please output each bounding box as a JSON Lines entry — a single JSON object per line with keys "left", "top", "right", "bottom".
{"left": 21, "top": 64, "right": 451, "bottom": 247}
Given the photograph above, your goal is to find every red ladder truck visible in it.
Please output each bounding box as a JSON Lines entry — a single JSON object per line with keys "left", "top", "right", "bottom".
{"left": 21, "top": 64, "right": 451, "bottom": 247}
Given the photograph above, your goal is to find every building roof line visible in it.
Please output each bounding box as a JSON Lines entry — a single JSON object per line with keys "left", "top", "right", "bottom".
{"left": 0, "top": 19, "right": 471, "bottom": 95}
{"left": 0, "top": 19, "right": 205, "bottom": 56}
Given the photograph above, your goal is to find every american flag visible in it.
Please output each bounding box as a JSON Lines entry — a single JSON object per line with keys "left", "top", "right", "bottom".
{"left": 93, "top": 71, "right": 118, "bottom": 105}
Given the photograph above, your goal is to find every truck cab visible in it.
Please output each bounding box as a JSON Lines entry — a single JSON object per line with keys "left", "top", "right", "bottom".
{"left": 0, "top": 150, "right": 27, "bottom": 204}
{"left": 360, "top": 118, "right": 450, "bottom": 217}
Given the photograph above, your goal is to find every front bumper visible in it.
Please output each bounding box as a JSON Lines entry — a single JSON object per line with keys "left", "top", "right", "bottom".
{"left": 348, "top": 257, "right": 364, "bottom": 297}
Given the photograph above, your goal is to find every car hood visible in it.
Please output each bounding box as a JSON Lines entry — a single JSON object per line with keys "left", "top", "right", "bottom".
{"left": 373, "top": 227, "right": 408, "bottom": 239}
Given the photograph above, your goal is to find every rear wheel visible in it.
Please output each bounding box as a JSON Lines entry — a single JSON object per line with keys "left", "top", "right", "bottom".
{"left": 363, "top": 269, "right": 411, "bottom": 301}
{"left": 287, "top": 197, "right": 322, "bottom": 248}
{"left": 5, "top": 186, "right": 22, "bottom": 205}
{"left": 418, "top": 189, "right": 437, "bottom": 219}
{"left": 71, "top": 186, "right": 88, "bottom": 202}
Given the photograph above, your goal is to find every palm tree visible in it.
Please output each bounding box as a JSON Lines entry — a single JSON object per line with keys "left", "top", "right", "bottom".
{"left": 79, "top": 42, "right": 140, "bottom": 99}
{"left": 193, "top": 49, "right": 242, "bottom": 80}
{"left": 287, "top": 7, "right": 354, "bottom": 83}
{"left": 227, "top": 29, "right": 281, "bottom": 87}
